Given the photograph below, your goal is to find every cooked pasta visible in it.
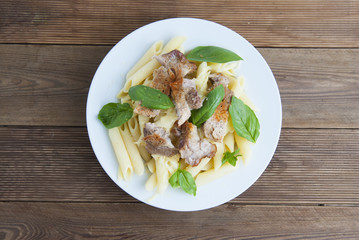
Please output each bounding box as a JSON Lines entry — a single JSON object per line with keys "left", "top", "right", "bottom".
{"left": 104, "top": 36, "right": 258, "bottom": 196}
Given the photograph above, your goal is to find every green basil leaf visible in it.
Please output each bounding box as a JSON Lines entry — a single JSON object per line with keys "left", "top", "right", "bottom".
{"left": 187, "top": 46, "right": 243, "bottom": 63}
{"left": 129, "top": 85, "right": 174, "bottom": 109}
{"left": 222, "top": 149, "right": 241, "bottom": 166}
{"left": 168, "top": 170, "right": 180, "bottom": 188}
{"left": 178, "top": 170, "right": 197, "bottom": 196}
{"left": 169, "top": 168, "right": 197, "bottom": 196}
{"left": 229, "top": 96, "right": 260, "bottom": 143}
{"left": 190, "top": 85, "right": 225, "bottom": 126}
{"left": 98, "top": 103, "right": 133, "bottom": 129}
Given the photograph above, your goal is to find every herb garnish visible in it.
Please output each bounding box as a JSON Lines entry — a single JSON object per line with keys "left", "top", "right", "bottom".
{"left": 187, "top": 46, "right": 243, "bottom": 63}
{"left": 189, "top": 85, "right": 225, "bottom": 126}
{"left": 222, "top": 149, "right": 241, "bottom": 166}
{"left": 129, "top": 85, "right": 174, "bottom": 109}
{"left": 229, "top": 96, "right": 260, "bottom": 143}
{"left": 169, "top": 166, "right": 197, "bottom": 196}
{"left": 98, "top": 103, "right": 133, "bottom": 129}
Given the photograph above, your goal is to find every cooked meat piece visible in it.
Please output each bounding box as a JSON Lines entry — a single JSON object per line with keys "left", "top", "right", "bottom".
{"left": 170, "top": 76, "right": 191, "bottom": 126}
{"left": 170, "top": 76, "right": 203, "bottom": 126}
{"left": 203, "top": 100, "right": 230, "bottom": 142}
{"left": 170, "top": 120, "right": 182, "bottom": 138}
{"left": 151, "top": 66, "right": 175, "bottom": 96}
{"left": 209, "top": 73, "right": 233, "bottom": 103}
{"left": 134, "top": 104, "right": 160, "bottom": 118}
{"left": 154, "top": 49, "right": 197, "bottom": 77}
{"left": 178, "top": 122, "right": 217, "bottom": 166}
{"left": 169, "top": 121, "right": 181, "bottom": 148}
{"left": 203, "top": 73, "right": 234, "bottom": 142}
{"left": 143, "top": 123, "right": 178, "bottom": 157}
{"left": 209, "top": 73, "right": 230, "bottom": 88}
{"left": 183, "top": 78, "right": 203, "bottom": 109}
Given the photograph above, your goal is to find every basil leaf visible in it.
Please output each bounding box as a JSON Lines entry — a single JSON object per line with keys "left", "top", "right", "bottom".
{"left": 190, "top": 85, "right": 225, "bottom": 126}
{"left": 169, "top": 168, "right": 197, "bottom": 196}
{"left": 168, "top": 170, "right": 180, "bottom": 188}
{"left": 129, "top": 85, "right": 174, "bottom": 109}
{"left": 98, "top": 103, "right": 133, "bottom": 129}
{"left": 178, "top": 170, "right": 197, "bottom": 196}
{"left": 229, "top": 96, "right": 260, "bottom": 143}
{"left": 187, "top": 46, "right": 243, "bottom": 63}
{"left": 222, "top": 149, "right": 241, "bottom": 166}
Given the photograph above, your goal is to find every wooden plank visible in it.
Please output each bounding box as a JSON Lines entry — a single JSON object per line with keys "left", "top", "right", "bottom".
{"left": 1, "top": 45, "right": 359, "bottom": 128}
{"left": 257, "top": 48, "right": 359, "bottom": 128}
{"left": 1, "top": 127, "right": 359, "bottom": 205}
{"left": 0, "top": 0, "right": 358, "bottom": 47}
{"left": 0, "top": 202, "right": 359, "bottom": 239}
{"left": 0, "top": 45, "right": 109, "bottom": 126}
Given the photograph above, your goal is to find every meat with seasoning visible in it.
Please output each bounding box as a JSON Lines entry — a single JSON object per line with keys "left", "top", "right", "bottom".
{"left": 154, "top": 49, "right": 197, "bottom": 77}
{"left": 170, "top": 76, "right": 203, "bottom": 126}
{"left": 150, "top": 66, "right": 175, "bottom": 96}
{"left": 178, "top": 122, "right": 217, "bottom": 166}
{"left": 203, "top": 73, "right": 234, "bottom": 142}
{"left": 134, "top": 104, "right": 160, "bottom": 118}
{"left": 143, "top": 123, "right": 178, "bottom": 156}
{"left": 153, "top": 49, "right": 203, "bottom": 126}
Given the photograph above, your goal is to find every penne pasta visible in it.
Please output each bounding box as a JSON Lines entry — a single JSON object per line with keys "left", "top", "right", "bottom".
{"left": 145, "top": 173, "right": 157, "bottom": 191}
{"left": 195, "top": 162, "right": 238, "bottom": 186}
{"left": 195, "top": 62, "right": 211, "bottom": 98}
{"left": 147, "top": 158, "right": 156, "bottom": 173}
{"left": 119, "top": 124, "right": 145, "bottom": 176}
{"left": 165, "top": 154, "right": 180, "bottom": 175}
{"left": 185, "top": 157, "right": 211, "bottom": 177}
{"left": 108, "top": 127, "right": 133, "bottom": 181}
{"left": 239, "top": 91, "right": 259, "bottom": 113}
{"left": 230, "top": 76, "right": 245, "bottom": 98}
{"left": 126, "top": 41, "right": 163, "bottom": 80}
{"left": 234, "top": 134, "right": 254, "bottom": 163}
{"left": 208, "top": 61, "right": 240, "bottom": 77}
{"left": 153, "top": 155, "right": 169, "bottom": 193}
{"left": 127, "top": 116, "right": 141, "bottom": 141}
{"left": 153, "top": 108, "right": 178, "bottom": 133}
{"left": 162, "top": 36, "right": 187, "bottom": 53}
{"left": 223, "top": 133, "right": 234, "bottom": 152}
{"left": 213, "top": 142, "right": 225, "bottom": 170}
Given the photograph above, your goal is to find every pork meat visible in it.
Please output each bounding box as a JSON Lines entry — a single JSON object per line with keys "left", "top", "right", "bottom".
{"left": 178, "top": 122, "right": 217, "bottom": 166}
{"left": 143, "top": 123, "right": 178, "bottom": 156}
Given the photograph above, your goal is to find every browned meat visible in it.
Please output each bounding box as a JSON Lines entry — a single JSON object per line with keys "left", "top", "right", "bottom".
{"left": 170, "top": 120, "right": 180, "bottom": 137}
{"left": 154, "top": 49, "right": 197, "bottom": 77}
{"left": 203, "top": 100, "right": 230, "bottom": 142}
{"left": 170, "top": 76, "right": 191, "bottom": 126}
{"left": 154, "top": 49, "right": 202, "bottom": 126}
{"left": 203, "top": 73, "right": 234, "bottom": 142}
{"left": 183, "top": 78, "right": 203, "bottom": 109}
{"left": 151, "top": 66, "right": 175, "bottom": 96}
{"left": 134, "top": 104, "right": 160, "bottom": 118}
{"left": 143, "top": 123, "right": 178, "bottom": 157}
{"left": 208, "top": 73, "right": 233, "bottom": 104}
{"left": 178, "top": 122, "right": 217, "bottom": 166}
{"left": 209, "top": 73, "right": 230, "bottom": 88}
{"left": 170, "top": 76, "right": 203, "bottom": 126}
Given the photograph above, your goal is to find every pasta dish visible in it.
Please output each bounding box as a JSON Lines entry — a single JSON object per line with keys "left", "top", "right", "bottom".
{"left": 98, "top": 36, "right": 260, "bottom": 196}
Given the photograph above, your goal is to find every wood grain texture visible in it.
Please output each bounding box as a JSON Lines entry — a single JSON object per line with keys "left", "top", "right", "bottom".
{"left": 1, "top": 45, "right": 359, "bottom": 128}
{"left": 1, "top": 127, "right": 359, "bottom": 205}
{"left": 1, "top": 0, "right": 358, "bottom": 47}
{"left": 1, "top": 202, "right": 359, "bottom": 239}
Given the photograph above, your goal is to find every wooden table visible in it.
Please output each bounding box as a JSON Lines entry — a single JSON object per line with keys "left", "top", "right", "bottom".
{"left": 1, "top": 1, "right": 359, "bottom": 239}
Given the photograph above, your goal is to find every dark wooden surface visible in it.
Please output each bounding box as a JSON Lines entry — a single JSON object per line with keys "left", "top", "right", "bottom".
{"left": 1, "top": 0, "right": 359, "bottom": 239}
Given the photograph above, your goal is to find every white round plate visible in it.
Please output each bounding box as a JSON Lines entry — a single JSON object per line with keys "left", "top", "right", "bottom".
{"left": 86, "top": 18, "right": 282, "bottom": 211}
